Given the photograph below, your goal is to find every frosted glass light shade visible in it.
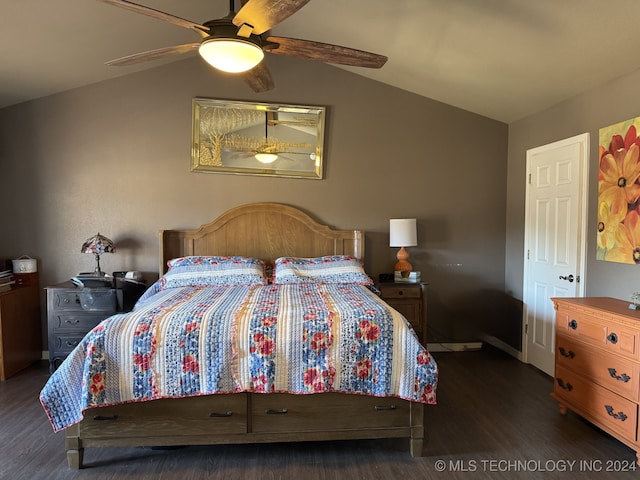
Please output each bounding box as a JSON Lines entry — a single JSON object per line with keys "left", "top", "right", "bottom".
{"left": 255, "top": 152, "right": 278, "bottom": 163}
{"left": 198, "top": 38, "right": 264, "bottom": 73}
{"left": 389, "top": 219, "right": 417, "bottom": 247}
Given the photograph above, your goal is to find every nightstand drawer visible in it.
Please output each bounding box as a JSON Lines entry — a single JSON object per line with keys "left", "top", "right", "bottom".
{"left": 50, "top": 313, "right": 106, "bottom": 332}
{"left": 385, "top": 300, "right": 421, "bottom": 330}
{"left": 378, "top": 285, "right": 421, "bottom": 299}
{"left": 51, "top": 289, "right": 117, "bottom": 312}
{"left": 50, "top": 333, "right": 87, "bottom": 355}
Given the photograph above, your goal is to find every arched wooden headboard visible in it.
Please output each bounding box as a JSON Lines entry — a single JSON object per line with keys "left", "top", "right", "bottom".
{"left": 158, "top": 203, "right": 364, "bottom": 273}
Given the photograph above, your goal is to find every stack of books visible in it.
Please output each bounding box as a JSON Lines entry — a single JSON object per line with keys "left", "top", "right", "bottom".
{"left": 0, "top": 269, "right": 15, "bottom": 292}
{"left": 394, "top": 271, "right": 421, "bottom": 283}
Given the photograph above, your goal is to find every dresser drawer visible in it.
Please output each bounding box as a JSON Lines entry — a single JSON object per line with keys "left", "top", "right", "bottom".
{"left": 50, "top": 289, "right": 117, "bottom": 313}
{"left": 50, "top": 333, "right": 88, "bottom": 356}
{"left": 50, "top": 312, "right": 106, "bottom": 332}
{"left": 251, "top": 393, "right": 409, "bottom": 433}
{"left": 555, "top": 365, "right": 638, "bottom": 443}
{"left": 378, "top": 284, "right": 421, "bottom": 299}
{"left": 556, "top": 306, "right": 640, "bottom": 360}
{"left": 79, "top": 394, "right": 248, "bottom": 439}
{"left": 556, "top": 333, "right": 640, "bottom": 402}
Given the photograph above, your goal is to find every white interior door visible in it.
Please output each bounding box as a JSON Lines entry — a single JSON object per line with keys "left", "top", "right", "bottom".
{"left": 523, "top": 133, "right": 589, "bottom": 376}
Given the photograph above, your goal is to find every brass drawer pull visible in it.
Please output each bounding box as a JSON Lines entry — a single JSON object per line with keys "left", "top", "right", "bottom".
{"left": 93, "top": 415, "right": 118, "bottom": 421}
{"left": 605, "top": 405, "right": 628, "bottom": 421}
{"left": 374, "top": 405, "right": 397, "bottom": 411}
{"left": 209, "top": 411, "right": 233, "bottom": 418}
{"left": 608, "top": 368, "right": 631, "bottom": 382}
{"left": 568, "top": 319, "right": 578, "bottom": 330}
{"left": 558, "top": 347, "right": 575, "bottom": 359}
{"left": 556, "top": 378, "right": 573, "bottom": 391}
{"left": 265, "top": 408, "right": 288, "bottom": 415}
{"left": 607, "top": 332, "right": 618, "bottom": 344}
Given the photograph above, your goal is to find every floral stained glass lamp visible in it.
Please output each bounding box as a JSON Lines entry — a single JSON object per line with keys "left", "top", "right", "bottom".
{"left": 81, "top": 233, "right": 115, "bottom": 276}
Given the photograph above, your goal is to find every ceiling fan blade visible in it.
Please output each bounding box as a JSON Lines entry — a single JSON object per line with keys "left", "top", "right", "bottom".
{"left": 233, "top": 0, "right": 311, "bottom": 35}
{"left": 240, "top": 62, "right": 275, "bottom": 92}
{"left": 106, "top": 43, "right": 200, "bottom": 66}
{"left": 98, "top": 0, "right": 209, "bottom": 33}
{"left": 265, "top": 36, "right": 387, "bottom": 68}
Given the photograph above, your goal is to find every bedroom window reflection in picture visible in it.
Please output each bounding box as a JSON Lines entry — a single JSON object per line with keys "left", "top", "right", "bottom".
{"left": 191, "top": 98, "right": 326, "bottom": 179}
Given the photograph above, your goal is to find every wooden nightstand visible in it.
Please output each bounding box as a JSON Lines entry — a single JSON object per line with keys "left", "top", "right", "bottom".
{"left": 46, "top": 281, "right": 118, "bottom": 372}
{"left": 0, "top": 285, "right": 41, "bottom": 380}
{"left": 378, "top": 282, "right": 427, "bottom": 344}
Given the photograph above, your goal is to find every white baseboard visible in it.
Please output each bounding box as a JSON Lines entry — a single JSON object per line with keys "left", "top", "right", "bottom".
{"left": 42, "top": 350, "right": 49, "bottom": 360}
{"left": 427, "top": 342, "right": 483, "bottom": 352}
{"left": 478, "top": 333, "right": 524, "bottom": 361}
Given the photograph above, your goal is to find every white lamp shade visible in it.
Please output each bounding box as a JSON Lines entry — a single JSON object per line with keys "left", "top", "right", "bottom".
{"left": 389, "top": 218, "right": 417, "bottom": 247}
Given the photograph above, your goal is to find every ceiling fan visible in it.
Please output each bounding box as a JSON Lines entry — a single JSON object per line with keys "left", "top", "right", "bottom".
{"left": 99, "top": 0, "right": 388, "bottom": 92}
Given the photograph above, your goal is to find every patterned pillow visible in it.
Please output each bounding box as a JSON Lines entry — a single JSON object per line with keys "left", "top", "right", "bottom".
{"left": 161, "top": 256, "right": 266, "bottom": 288}
{"left": 274, "top": 255, "right": 373, "bottom": 285}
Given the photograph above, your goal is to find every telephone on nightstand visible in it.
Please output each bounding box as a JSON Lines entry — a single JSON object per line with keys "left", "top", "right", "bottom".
{"left": 113, "top": 270, "right": 144, "bottom": 282}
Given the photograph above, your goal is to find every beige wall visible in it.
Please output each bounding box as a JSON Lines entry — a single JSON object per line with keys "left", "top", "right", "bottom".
{"left": 0, "top": 55, "right": 508, "bottom": 346}
{"left": 507, "top": 67, "right": 640, "bottom": 301}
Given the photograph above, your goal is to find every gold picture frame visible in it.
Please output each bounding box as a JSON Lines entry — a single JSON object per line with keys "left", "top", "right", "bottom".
{"left": 191, "top": 98, "right": 326, "bottom": 179}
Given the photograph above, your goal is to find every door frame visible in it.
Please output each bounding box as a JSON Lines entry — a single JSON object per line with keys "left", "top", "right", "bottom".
{"left": 522, "top": 132, "right": 589, "bottom": 367}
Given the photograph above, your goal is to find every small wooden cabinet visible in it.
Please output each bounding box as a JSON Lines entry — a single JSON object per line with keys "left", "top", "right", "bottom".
{"left": 551, "top": 297, "right": 640, "bottom": 464}
{"left": 0, "top": 285, "right": 42, "bottom": 381}
{"left": 378, "top": 282, "right": 427, "bottom": 344}
{"left": 46, "top": 281, "right": 118, "bottom": 372}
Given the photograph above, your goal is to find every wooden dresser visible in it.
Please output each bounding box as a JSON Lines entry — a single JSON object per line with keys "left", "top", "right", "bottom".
{"left": 0, "top": 285, "right": 41, "bottom": 381}
{"left": 551, "top": 297, "right": 640, "bottom": 463}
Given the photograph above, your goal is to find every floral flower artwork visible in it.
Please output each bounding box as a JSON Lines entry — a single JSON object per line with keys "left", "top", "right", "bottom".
{"left": 598, "top": 117, "right": 640, "bottom": 264}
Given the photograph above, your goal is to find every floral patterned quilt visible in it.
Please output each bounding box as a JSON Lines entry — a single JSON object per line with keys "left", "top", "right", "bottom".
{"left": 40, "top": 283, "right": 438, "bottom": 432}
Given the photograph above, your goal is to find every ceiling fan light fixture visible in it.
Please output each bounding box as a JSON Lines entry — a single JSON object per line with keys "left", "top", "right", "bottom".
{"left": 255, "top": 152, "right": 278, "bottom": 164}
{"left": 199, "top": 37, "right": 264, "bottom": 73}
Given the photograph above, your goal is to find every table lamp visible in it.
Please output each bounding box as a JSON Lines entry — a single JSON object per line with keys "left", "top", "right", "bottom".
{"left": 81, "top": 233, "right": 115, "bottom": 276}
{"left": 389, "top": 218, "right": 417, "bottom": 278}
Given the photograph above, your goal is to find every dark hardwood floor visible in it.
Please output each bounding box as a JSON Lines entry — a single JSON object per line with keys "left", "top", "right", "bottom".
{"left": 1, "top": 345, "right": 638, "bottom": 479}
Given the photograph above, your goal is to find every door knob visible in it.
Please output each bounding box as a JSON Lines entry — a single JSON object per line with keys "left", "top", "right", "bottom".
{"left": 559, "top": 274, "right": 574, "bottom": 282}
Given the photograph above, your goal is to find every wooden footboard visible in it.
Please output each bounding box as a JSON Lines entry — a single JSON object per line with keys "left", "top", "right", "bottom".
{"left": 65, "top": 393, "right": 424, "bottom": 468}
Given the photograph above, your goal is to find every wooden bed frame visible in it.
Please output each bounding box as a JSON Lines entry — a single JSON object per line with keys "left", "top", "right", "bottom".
{"left": 64, "top": 202, "right": 425, "bottom": 468}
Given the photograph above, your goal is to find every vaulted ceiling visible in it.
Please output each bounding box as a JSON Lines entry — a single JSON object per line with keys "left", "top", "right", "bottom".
{"left": 3, "top": 0, "right": 640, "bottom": 123}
